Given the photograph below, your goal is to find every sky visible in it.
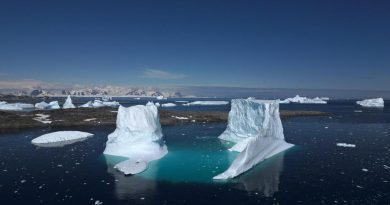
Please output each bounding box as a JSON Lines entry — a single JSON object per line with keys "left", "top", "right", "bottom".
{"left": 0, "top": 0, "right": 389, "bottom": 90}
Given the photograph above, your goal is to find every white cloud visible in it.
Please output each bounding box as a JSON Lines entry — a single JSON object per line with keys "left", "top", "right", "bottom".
{"left": 141, "top": 69, "right": 186, "bottom": 79}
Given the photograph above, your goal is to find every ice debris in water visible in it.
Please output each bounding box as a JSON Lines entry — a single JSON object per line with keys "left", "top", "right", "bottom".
{"left": 103, "top": 104, "right": 168, "bottom": 175}
{"left": 214, "top": 99, "right": 294, "bottom": 180}
{"left": 356, "top": 98, "right": 384, "bottom": 108}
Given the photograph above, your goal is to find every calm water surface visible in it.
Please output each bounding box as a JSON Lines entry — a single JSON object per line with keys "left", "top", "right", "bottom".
{"left": 0, "top": 100, "right": 389, "bottom": 204}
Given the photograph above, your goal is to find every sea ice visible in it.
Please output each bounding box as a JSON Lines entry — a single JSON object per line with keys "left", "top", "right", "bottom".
{"left": 114, "top": 159, "right": 148, "bottom": 175}
{"left": 31, "top": 131, "right": 94, "bottom": 146}
{"left": 183, "top": 101, "right": 229, "bottom": 106}
{"left": 79, "top": 101, "right": 93, "bottom": 108}
{"left": 155, "top": 102, "right": 161, "bottom": 107}
{"left": 62, "top": 95, "right": 76, "bottom": 109}
{"left": 0, "top": 102, "right": 34, "bottom": 111}
{"left": 214, "top": 99, "right": 293, "bottom": 180}
{"left": 161, "top": 103, "right": 176, "bottom": 107}
{"left": 280, "top": 95, "right": 327, "bottom": 104}
{"left": 356, "top": 98, "right": 384, "bottom": 108}
{"left": 103, "top": 104, "right": 168, "bottom": 175}
{"left": 336, "top": 143, "right": 356, "bottom": 148}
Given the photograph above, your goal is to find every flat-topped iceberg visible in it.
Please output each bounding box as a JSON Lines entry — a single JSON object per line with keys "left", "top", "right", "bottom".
{"left": 356, "top": 98, "right": 384, "bottom": 108}
{"left": 104, "top": 104, "right": 168, "bottom": 175}
{"left": 183, "top": 101, "right": 229, "bottom": 106}
{"left": 161, "top": 103, "right": 177, "bottom": 107}
{"left": 79, "top": 100, "right": 120, "bottom": 108}
{"left": 31, "top": 131, "right": 94, "bottom": 147}
{"left": 280, "top": 95, "right": 327, "bottom": 104}
{"left": 63, "top": 95, "right": 76, "bottom": 109}
{"left": 0, "top": 102, "right": 34, "bottom": 111}
{"left": 214, "top": 99, "right": 293, "bottom": 180}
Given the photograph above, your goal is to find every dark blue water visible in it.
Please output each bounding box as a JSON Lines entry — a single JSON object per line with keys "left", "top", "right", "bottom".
{"left": 0, "top": 100, "right": 389, "bottom": 204}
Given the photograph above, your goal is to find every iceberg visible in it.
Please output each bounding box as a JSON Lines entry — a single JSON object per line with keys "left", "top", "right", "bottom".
{"left": 0, "top": 102, "right": 34, "bottom": 111}
{"left": 161, "top": 103, "right": 176, "bottom": 107}
{"left": 35, "top": 101, "right": 60, "bottom": 110}
{"left": 280, "top": 95, "right": 327, "bottom": 104}
{"left": 356, "top": 98, "right": 384, "bottom": 108}
{"left": 31, "top": 131, "right": 94, "bottom": 146}
{"left": 79, "top": 101, "right": 93, "bottom": 108}
{"left": 214, "top": 99, "right": 293, "bottom": 180}
{"left": 156, "top": 96, "right": 166, "bottom": 100}
{"left": 89, "top": 100, "right": 120, "bottom": 108}
{"left": 103, "top": 104, "right": 168, "bottom": 175}
{"left": 183, "top": 101, "right": 229, "bottom": 106}
{"left": 155, "top": 102, "right": 161, "bottom": 107}
{"left": 62, "top": 95, "right": 76, "bottom": 109}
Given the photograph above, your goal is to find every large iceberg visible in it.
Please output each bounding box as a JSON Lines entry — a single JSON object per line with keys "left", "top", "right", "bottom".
{"left": 356, "top": 98, "right": 384, "bottom": 108}
{"left": 280, "top": 95, "right": 327, "bottom": 104}
{"left": 79, "top": 100, "right": 120, "bottom": 108}
{"left": 103, "top": 104, "right": 168, "bottom": 175}
{"left": 214, "top": 99, "right": 293, "bottom": 180}
{"left": 31, "top": 131, "right": 94, "bottom": 147}
{"left": 183, "top": 101, "right": 229, "bottom": 106}
{"left": 62, "top": 95, "right": 76, "bottom": 109}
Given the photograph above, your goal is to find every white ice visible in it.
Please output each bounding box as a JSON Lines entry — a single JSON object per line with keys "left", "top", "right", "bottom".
{"left": 33, "top": 114, "right": 52, "bottom": 124}
{"left": 356, "top": 98, "right": 384, "bottom": 108}
{"left": 114, "top": 159, "right": 148, "bottom": 175}
{"left": 155, "top": 102, "right": 160, "bottom": 107}
{"left": 183, "top": 101, "right": 229, "bottom": 106}
{"left": 62, "top": 95, "right": 76, "bottom": 109}
{"left": 336, "top": 143, "right": 356, "bottom": 148}
{"left": 103, "top": 104, "right": 168, "bottom": 175}
{"left": 31, "top": 131, "right": 94, "bottom": 145}
{"left": 0, "top": 102, "right": 34, "bottom": 111}
{"left": 162, "top": 103, "right": 176, "bottom": 107}
{"left": 214, "top": 99, "right": 293, "bottom": 180}
{"left": 280, "top": 95, "right": 327, "bottom": 104}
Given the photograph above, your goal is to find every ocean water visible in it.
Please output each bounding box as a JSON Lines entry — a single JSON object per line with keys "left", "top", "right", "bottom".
{"left": 0, "top": 100, "right": 389, "bottom": 204}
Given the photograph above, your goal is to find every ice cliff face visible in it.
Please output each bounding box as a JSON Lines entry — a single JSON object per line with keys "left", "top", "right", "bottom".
{"left": 104, "top": 104, "right": 168, "bottom": 174}
{"left": 62, "top": 95, "right": 76, "bottom": 109}
{"left": 356, "top": 98, "right": 384, "bottom": 108}
{"left": 214, "top": 99, "right": 293, "bottom": 180}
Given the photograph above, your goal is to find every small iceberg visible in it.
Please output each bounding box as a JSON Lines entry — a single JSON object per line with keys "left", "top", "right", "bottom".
{"left": 63, "top": 95, "right": 76, "bottom": 109}
{"left": 36, "top": 101, "right": 60, "bottom": 110}
{"left": 31, "top": 131, "right": 94, "bottom": 147}
{"left": 79, "top": 101, "right": 93, "bottom": 108}
{"left": 79, "top": 100, "right": 120, "bottom": 108}
{"left": 114, "top": 159, "right": 148, "bottom": 175}
{"left": 280, "top": 95, "right": 327, "bottom": 104}
{"left": 356, "top": 98, "right": 384, "bottom": 108}
{"left": 336, "top": 143, "right": 356, "bottom": 148}
{"left": 156, "top": 96, "right": 166, "bottom": 100}
{"left": 183, "top": 101, "right": 229, "bottom": 106}
{"left": 0, "top": 102, "right": 34, "bottom": 111}
{"left": 103, "top": 104, "right": 168, "bottom": 175}
{"left": 155, "top": 102, "right": 161, "bottom": 107}
{"left": 214, "top": 99, "right": 293, "bottom": 180}
{"left": 161, "top": 103, "right": 176, "bottom": 107}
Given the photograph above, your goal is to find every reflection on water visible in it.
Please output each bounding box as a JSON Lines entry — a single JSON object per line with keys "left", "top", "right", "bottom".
{"left": 234, "top": 152, "right": 285, "bottom": 197}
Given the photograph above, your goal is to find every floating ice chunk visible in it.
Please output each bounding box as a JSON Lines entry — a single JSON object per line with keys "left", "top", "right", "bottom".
{"left": 175, "top": 100, "right": 189, "bottom": 103}
{"left": 156, "top": 96, "right": 166, "bottom": 100}
{"left": 134, "top": 97, "right": 141, "bottom": 100}
{"left": 336, "top": 143, "right": 356, "bottom": 148}
{"left": 183, "top": 101, "right": 229, "bottom": 106}
{"left": 83, "top": 118, "right": 97, "bottom": 122}
{"left": 48, "top": 101, "right": 60, "bottom": 109}
{"left": 155, "top": 102, "right": 160, "bottom": 107}
{"left": 280, "top": 95, "right": 327, "bottom": 104}
{"left": 162, "top": 103, "right": 176, "bottom": 107}
{"left": 104, "top": 105, "right": 168, "bottom": 174}
{"left": 31, "top": 131, "right": 94, "bottom": 146}
{"left": 171, "top": 115, "right": 189, "bottom": 120}
{"left": 214, "top": 99, "right": 293, "bottom": 180}
{"left": 114, "top": 159, "right": 148, "bottom": 175}
{"left": 0, "top": 101, "right": 6, "bottom": 105}
{"left": 0, "top": 102, "right": 34, "bottom": 111}
{"left": 62, "top": 95, "right": 76, "bottom": 109}
{"left": 33, "top": 114, "right": 52, "bottom": 124}
{"left": 35, "top": 101, "right": 49, "bottom": 110}
{"left": 79, "top": 101, "right": 93, "bottom": 108}
{"left": 102, "top": 101, "right": 120, "bottom": 108}
{"left": 146, "top": 101, "right": 154, "bottom": 106}
{"left": 35, "top": 101, "right": 60, "bottom": 110}
{"left": 356, "top": 98, "right": 384, "bottom": 108}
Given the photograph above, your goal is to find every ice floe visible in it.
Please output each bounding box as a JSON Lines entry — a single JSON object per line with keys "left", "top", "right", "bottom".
{"left": 336, "top": 143, "right": 356, "bottom": 148}
{"left": 103, "top": 104, "right": 168, "bottom": 175}
{"left": 62, "top": 95, "right": 76, "bottom": 109}
{"left": 280, "top": 95, "right": 327, "bottom": 104}
{"left": 31, "top": 131, "right": 94, "bottom": 146}
{"left": 356, "top": 98, "right": 384, "bottom": 108}
{"left": 0, "top": 102, "right": 34, "bottom": 111}
{"left": 214, "top": 99, "right": 293, "bottom": 180}
{"left": 183, "top": 101, "right": 229, "bottom": 106}
{"left": 161, "top": 103, "right": 176, "bottom": 107}
{"left": 35, "top": 101, "right": 60, "bottom": 110}
{"left": 33, "top": 114, "right": 52, "bottom": 124}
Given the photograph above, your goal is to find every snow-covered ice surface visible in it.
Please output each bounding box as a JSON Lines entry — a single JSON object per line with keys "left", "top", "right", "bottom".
{"left": 214, "top": 99, "right": 294, "bottom": 180}
{"left": 183, "top": 101, "right": 229, "bottom": 106}
{"left": 280, "top": 95, "right": 327, "bottom": 104}
{"left": 161, "top": 103, "right": 176, "bottom": 107}
{"left": 104, "top": 104, "right": 168, "bottom": 175}
{"left": 31, "top": 131, "right": 94, "bottom": 147}
{"left": 63, "top": 95, "right": 76, "bottom": 109}
{"left": 356, "top": 98, "right": 384, "bottom": 108}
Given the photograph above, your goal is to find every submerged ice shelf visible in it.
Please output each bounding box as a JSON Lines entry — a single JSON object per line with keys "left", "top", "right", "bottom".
{"left": 104, "top": 104, "right": 168, "bottom": 175}
{"left": 214, "top": 99, "right": 294, "bottom": 180}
